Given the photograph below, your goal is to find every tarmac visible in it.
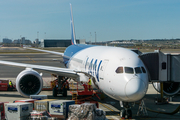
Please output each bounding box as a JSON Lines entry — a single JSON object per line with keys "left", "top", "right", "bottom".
{"left": 0, "top": 52, "right": 180, "bottom": 120}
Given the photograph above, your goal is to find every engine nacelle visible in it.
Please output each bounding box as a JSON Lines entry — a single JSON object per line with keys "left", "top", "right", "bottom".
{"left": 152, "top": 82, "right": 180, "bottom": 96}
{"left": 16, "top": 69, "right": 43, "bottom": 97}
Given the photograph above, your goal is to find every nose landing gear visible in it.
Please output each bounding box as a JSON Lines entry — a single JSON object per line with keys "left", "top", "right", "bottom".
{"left": 120, "top": 101, "right": 133, "bottom": 119}
{"left": 120, "top": 109, "right": 132, "bottom": 119}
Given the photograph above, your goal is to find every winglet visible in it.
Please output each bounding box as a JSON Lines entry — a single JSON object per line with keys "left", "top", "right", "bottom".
{"left": 70, "top": 3, "right": 76, "bottom": 45}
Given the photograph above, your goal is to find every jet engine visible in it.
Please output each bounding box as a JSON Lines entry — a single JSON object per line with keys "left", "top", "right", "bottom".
{"left": 152, "top": 82, "right": 180, "bottom": 96}
{"left": 16, "top": 69, "right": 43, "bottom": 97}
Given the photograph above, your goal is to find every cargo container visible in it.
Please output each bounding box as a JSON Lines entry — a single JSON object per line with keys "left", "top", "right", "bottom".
{"left": 34, "top": 99, "right": 56, "bottom": 112}
{"left": 14, "top": 99, "right": 37, "bottom": 110}
{"left": 5, "top": 102, "right": 33, "bottom": 120}
{"left": 30, "top": 95, "right": 47, "bottom": 100}
{"left": 0, "top": 102, "right": 5, "bottom": 120}
{"left": 49, "top": 100, "right": 75, "bottom": 119}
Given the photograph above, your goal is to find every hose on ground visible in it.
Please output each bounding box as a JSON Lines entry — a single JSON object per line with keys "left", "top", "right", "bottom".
{"left": 146, "top": 105, "right": 180, "bottom": 115}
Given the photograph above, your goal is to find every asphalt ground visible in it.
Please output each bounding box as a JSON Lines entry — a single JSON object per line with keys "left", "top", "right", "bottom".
{"left": 0, "top": 49, "right": 180, "bottom": 120}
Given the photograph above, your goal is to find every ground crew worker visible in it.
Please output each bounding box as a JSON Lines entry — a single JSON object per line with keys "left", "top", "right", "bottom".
{"left": 88, "top": 78, "right": 92, "bottom": 91}
{"left": 9, "top": 80, "right": 13, "bottom": 91}
{"left": 51, "top": 81, "right": 55, "bottom": 88}
{"left": 64, "top": 81, "right": 69, "bottom": 90}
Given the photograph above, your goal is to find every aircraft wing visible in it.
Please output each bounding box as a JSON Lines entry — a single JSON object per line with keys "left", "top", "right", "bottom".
{"left": 0, "top": 60, "right": 78, "bottom": 79}
{"left": 25, "top": 47, "right": 64, "bottom": 56}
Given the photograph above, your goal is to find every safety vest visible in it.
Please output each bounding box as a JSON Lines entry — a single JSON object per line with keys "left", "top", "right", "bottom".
{"left": 9, "top": 81, "right": 12, "bottom": 87}
{"left": 88, "top": 79, "right": 92, "bottom": 85}
{"left": 9, "top": 81, "right": 12, "bottom": 86}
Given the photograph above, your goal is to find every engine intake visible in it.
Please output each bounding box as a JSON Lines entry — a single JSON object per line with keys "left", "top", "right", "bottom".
{"left": 16, "top": 69, "right": 43, "bottom": 97}
{"left": 152, "top": 82, "right": 180, "bottom": 96}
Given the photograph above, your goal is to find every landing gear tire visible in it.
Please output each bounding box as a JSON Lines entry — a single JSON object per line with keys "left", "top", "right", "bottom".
{"left": 120, "top": 109, "right": 125, "bottom": 119}
{"left": 120, "top": 109, "right": 132, "bottom": 119}
{"left": 126, "top": 109, "right": 132, "bottom": 119}
{"left": 53, "top": 87, "right": 57, "bottom": 97}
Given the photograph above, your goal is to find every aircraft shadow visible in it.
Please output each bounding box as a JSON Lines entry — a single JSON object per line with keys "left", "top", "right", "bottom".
{"left": 0, "top": 93, "right": 23, "bottom": 98}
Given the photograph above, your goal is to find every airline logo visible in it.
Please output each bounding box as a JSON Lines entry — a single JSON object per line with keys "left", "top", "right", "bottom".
{"left": 85, "top": 57, "right": 102, "bottom": 82}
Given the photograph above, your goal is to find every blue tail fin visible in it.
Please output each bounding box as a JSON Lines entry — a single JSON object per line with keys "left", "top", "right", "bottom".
{"left": 70, "top": 3, "right": 76, "bottom": 45}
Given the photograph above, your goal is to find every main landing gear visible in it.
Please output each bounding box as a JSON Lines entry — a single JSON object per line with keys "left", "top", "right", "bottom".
{"left": 120, "top": 101, "right": 133, "bottom": 119}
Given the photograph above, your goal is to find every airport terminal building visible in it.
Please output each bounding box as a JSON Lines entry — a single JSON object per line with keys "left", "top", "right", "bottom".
{"left": 40, "top": 39, "right": 85, "bottom": 48}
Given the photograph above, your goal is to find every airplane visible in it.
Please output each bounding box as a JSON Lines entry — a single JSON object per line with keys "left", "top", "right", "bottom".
{"left": 0, "top": 4, "right": 149, "bottom": 119}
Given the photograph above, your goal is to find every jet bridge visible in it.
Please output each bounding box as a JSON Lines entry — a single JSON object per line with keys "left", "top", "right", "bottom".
{"left": 139, "top": 50, "right": 180, "bottom": 82}
{"left": 137, "top": 50, "right": 180, "bottom": 95}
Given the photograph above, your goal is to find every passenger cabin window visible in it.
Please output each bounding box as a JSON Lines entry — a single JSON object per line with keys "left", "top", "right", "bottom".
{"left": 125, "top": 67, "right": 134, "bottom": 74}
{"left": 116, "top": 67, "right": 123, "bottom": 73}
{"left": 135, "top": 67, "right": 142, "bottom": 74}
{"left": 141, "top": 67, "right": 146, "bottom": 73}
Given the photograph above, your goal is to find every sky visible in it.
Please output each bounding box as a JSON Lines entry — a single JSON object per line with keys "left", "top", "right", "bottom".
{"left": 0, "top": 0, "right": 180, "bottom": 42}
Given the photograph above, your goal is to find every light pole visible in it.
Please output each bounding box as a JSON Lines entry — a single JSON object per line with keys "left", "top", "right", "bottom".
{"left": 95, "top": 32, "right": 96, "bottom": 45}
{"left": 37, "top": 31, "right": 39, "bottom": 40}
{"left": 20, "top": 35, "right": 21, "bottom": 47}
{"left": 44, "top": 32, "right": 46, "bottom": 39}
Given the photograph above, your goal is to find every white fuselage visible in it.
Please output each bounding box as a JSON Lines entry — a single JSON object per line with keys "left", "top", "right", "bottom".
{"left": 67, "top": 45, "right": 149, "bottom": 102}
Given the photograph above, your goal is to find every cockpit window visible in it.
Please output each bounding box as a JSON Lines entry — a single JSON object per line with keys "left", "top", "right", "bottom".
{"left": 116, "top": 67, "right": 123, "bottom": 73}
{"left": 141, "top": 67, "right": 146, "bottom": 73}
{"left": 125, "top": 67, "right": 134, "bottom": 74}
{"left": 135, "top": 67, "right": 142, "bottom": 74}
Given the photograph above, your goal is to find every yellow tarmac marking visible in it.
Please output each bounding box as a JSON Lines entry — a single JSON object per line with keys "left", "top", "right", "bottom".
{"left": 99, "top": 102, "right": 115, "bottom": 112}
{"left": 25, "top": 56, "right": 36, "bottom": 63}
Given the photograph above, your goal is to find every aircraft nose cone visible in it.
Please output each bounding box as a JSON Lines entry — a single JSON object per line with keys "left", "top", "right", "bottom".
{"left": 125, "top": 78, "right": 147, "bottom": 101}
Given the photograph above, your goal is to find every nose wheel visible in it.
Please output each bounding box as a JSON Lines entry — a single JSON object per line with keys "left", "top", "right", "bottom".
{"left": 120, "top": 101, "right": 133, "bottom": 119}
{"left": 120, "top": 109, "right": 132, "bottom": 119}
